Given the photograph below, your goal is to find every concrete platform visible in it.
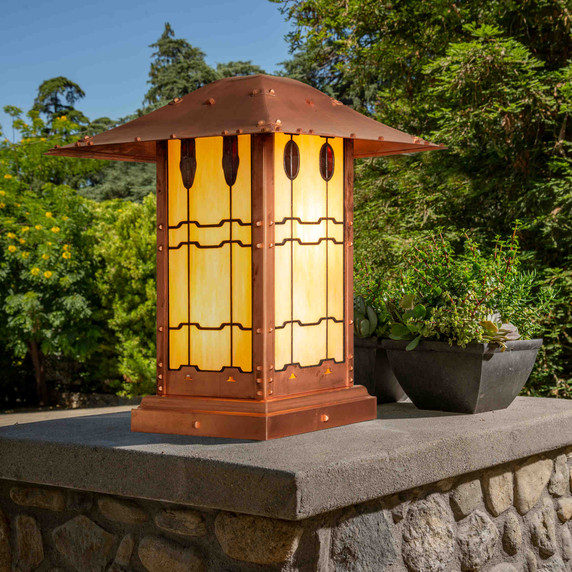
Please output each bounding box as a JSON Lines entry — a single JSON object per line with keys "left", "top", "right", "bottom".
{"left": 0, "top": 397, "right": 571, "bottom": 520}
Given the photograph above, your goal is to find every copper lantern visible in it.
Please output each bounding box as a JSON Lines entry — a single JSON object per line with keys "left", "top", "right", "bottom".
{"left": 47, "top": 75, "right": 443, "bottom": 440}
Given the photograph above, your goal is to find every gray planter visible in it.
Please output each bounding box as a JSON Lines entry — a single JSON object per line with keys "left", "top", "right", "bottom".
{"left": 381, "top": 339, "right": 542, "bottom": 414}
{"left": 354, "top": 337, "right": 406, "bottom": 403}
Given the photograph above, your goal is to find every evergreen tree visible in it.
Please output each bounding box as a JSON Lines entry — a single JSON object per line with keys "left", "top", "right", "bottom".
{"left": 216, "top": 61, "right": 265, "bottom": 77}
{"left": 144, "top": 23, "right": 219, "bottom": 109}
{"left": 33, "top": 77, "right": 88, "bottom": 126}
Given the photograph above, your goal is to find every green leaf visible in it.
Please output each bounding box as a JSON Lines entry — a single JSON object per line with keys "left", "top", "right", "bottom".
{"left": 406, "top": 335, "right": 422, "bottom": 351}
{"left": 413, "top": 304, "right": 426, "bottom": 319}
{"left": 399, "top": 293, "right": 415, "bottom": 310}
{"left": 390, "top": 323, "right": 412, "bottom": 339}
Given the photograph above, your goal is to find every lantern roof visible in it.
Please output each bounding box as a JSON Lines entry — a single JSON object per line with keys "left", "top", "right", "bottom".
{"left": 46, "top": 74, "right": 444, "bottom": 162}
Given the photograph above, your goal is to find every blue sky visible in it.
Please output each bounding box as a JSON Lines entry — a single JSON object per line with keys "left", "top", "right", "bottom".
{"left": 0, "top": 0, "right": 293, "bottom": 136}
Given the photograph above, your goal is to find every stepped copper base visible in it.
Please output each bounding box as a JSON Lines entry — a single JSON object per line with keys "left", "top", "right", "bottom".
{"left": 131, "top": 385, "right": 377, "bottom": 440}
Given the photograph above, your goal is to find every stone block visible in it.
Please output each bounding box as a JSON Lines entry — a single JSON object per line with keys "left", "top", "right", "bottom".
{"left": 402, "top": 494, "right": 455, "bottom": 572}
{"left": 15, "top": 515, "right": 43, "bottom": 572}
{"left": 0, "top": 509, "right": 10, "bottom": 572}
{"left": 561, "top": 526, "right": 572, "bottom": 561}
{"left": 114, "top": 534, "right": 135, "bottom": 567}
{"left": 529, "top": 497, "right": 557, "bottom": 558}
{"left": 450, "top": 479, "right": 482, "bottom": 520}
{"left": 331, "top": 505, "right": 396, "bottom": 571}
{"left": 483, "top": 467, "right": 514, "bottom": 516}
{"left": 515, "top": 458, "right": 553, "bottom": 514}
{"left": 154, "top": 509, "right": 206, "bottom": 537}
{"left": 502, "top": 511, "right": 522, "bottom": 556}
{"left": 457, "top": 510, "right": 499, "bottom": 570}
{"left": 98, "top": 496, "right": 148, "bottom": 524}
{"left": 489, "top": 566, "right": 519, "bottom": 572}
{"left": 525, "top": 548, "right": 538, "bottom": 572}
{"left": 538, "top": 556, "right": 566, "bottom": 571}
{"left": 10, "top": 486, "right": 65, "bottom": 511}
{"left": 556, "top": 498, "right": 572, "bottom": 522}
{"left": 548, "top": 455, "right": 569, "bottom": 497}
{"left": 214, "top": 512, "right": 303, "bottom": 565}
{"left": 138, "top": 535, "right": 204, "bottom": 572}
{"left": 53, "top": 515, "right": 115, "bottom": 572}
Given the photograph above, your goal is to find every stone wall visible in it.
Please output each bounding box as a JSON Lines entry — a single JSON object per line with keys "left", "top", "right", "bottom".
{"left": 1, "top": 447, "right": 572, "bottom": 571}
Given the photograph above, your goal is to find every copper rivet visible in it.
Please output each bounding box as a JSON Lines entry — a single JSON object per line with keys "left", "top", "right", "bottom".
{"left": 158, "top": 362, "right": 163, "bottom": 368}
{"left": 350, "top": 366, "right": 354, "bottom": 371}
{"left": 261, "top": 127, "right": 269, "bottom": 132}
{"left": 54, "top": 145, "right": 60, "bottom": 148}
{"left": 87, "top": 141, "right": 93, "bottom": 146}
{"left": 276, "top": 119, "right": 282, "bottom": 125}
{"left": 257, "top": 119, "right": 265, "bottom": 126}
{"left": 257, "top": 390, "right": 263, "bottom": 396}
{"left": 221, "top": 130, "right": 228, "bottom": 135}
{"left": 251, "top": 89, "right": 259, "bottom": 96}
{"left": 350, "top": 133, "right": 356, "bottom": 138}
{"left": 255, "top": 221, "right": 263, "bottom": 227}
{"left": 192, "top": 421, "right": 200, "bottom": 429}
{"left": 349, "top": 354, "right": 354, "bottom": 359}
{"left": 158, "top": 326, "right": 164, "bottom": 332}
{"left": 256, "top": 365, "right": 262, "bottom": 371}
{"left": 321, "top": 414, "right": 329, "bottom": 422}
{"left": 256, "top": 243, "right": 263, "bottom": 249}
{"left": 135, "top": 136, "right": 141, "bottom": 142}
{"left": 236, "top": 128, "right": 243, "bottom": 134}
{"left": 378, "top": 136, "right": 384, "bottom": 141}
{"left": 306, "top": 98, "right": 313, "bottom": 105}
{"left": 185, "top": 374, "right": 192, "bottom": 380}
{"left": 269, "top": 221, "right": 274, "bottom": 226}
{"left": 269, "top": 243, "right": 274, "bottom": 248}
{"left": 158, "top": 374, "right": 163, "bottom": 380}
{"left": 158, "top": 385, "right": 163, "bottom": 391}
{"left": 349, "top": 319, "right": 354, "bottom": 325}
{"left": 83, "top": 136, "right": 90, "bottom": 141}
{"left": 256, "top": 328, "right": 262, "bottom": 334}
{"left": 348, "top": 221, "right": 354, "bottom": 226}
{"left": 350, "top": 377, "right": 354, "bottom": 382}
{"left": 256, "top": 378, "right": 263, "bottom": 384}
{"left": 268, "top": 377, "right": 273, "bottom": 382}
{"left": 268, "top": 328, "right": 274, "bottom": 333}
{"left": 158, "top": 224, "right": 163, "bottom": 230}
{"left": 75, "top": 141, "right": 81, "bottom": 147}
{"left": 204, "top": 98, "right": 215, "bottom": 105}
{"left": 170, "top": 133, "right": 176, "bottom": 139}
{"left": 269, "top": 89, "right": 275, "bottom": 95}
{"left": 269, "top": 390, "right": 273, "bottom": 395}
{"left": 296, "top": 128, "right": 303, "bottom": 133}
{"left": 269, "top": 365, "right": 274, "bottom": 371}
{"left": 309, "top": 129, "right": 315, "bottom": 134}
{"left": 158, "top": 245, "right": 163, "bottom": 251}
{"left": 414, "top": 137, "right": 420, "bottom": 144}
{"left": 348, "top": 241, "right": 353, "bottom": 246}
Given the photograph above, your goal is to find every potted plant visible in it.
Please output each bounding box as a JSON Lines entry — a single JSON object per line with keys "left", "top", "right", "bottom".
{"left": 353, "top": 295, "right": 406, "bottom": 403}
{"left": 380, "top": 231, "right": 551, "bottom": 414}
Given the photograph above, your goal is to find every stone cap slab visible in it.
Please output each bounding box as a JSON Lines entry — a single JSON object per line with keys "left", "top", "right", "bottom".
{"left": 0, "top": 397, "right": 571, "bottom": 520}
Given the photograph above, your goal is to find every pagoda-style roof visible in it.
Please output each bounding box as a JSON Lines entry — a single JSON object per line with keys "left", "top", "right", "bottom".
{"left": 45, "top": 74, "right": 444, "bottom": 163}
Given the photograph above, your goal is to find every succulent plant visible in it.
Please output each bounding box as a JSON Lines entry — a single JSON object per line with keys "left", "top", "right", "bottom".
{"left": 354, "top": 295, "right": 378, "bottom": 338}
{"left": 480, "top": 312, "right": 520, "bottom": 351}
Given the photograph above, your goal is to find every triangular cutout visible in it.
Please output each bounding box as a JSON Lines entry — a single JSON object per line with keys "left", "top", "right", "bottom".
{"left": 226, "top": 376, "right": 236, "bottom": 383}
{"left": 325, "top": 368, "right": 332, "bottom": 375}
{"left": 288, "top": 373, "right": 297, "bottom": 380}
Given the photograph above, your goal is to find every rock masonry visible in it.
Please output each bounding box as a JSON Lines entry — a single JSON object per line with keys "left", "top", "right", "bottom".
{"left": 2, "top": 448, "right": 572, "bottom": 571}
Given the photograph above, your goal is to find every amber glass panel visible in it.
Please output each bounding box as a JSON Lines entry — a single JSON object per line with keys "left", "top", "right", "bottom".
{"left": 274, "top": 133, "right": 345, "bottom": 370}
{"left": 167, "top": 137, "right": 252, "bottom": 372}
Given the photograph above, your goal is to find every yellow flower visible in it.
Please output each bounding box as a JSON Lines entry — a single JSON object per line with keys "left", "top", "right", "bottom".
{"left": 62, "top": 216, "right": 69, "bottom": 221}
{"left": 40, "top": 138, "right": 46, "bottom": 142}
{"left": 19, "top": 238, "right": 25, "bottom": 244}
{"left": 31, "top": 267, "right": 40, "bottom": 276}
{"left": 42, "top": 253, "right": 49, "bottom": 260}
{"left": 15, "top": 203, "right": 20, "bottom": 207}
{"left": 22, "top": 252, "right": 30, "bottom": 259}
{"left": 35, "top": 225, "right": 42, "bottom": 230}
{"left": 63, "top": 244, "right": 70, "bottom": 251}
{"left": 45, "top": 212, "right": 53, "bottom": 218}
{"left": 3, "top": 174, "right": 12, "bottom": 180}
{"left": 8, "top": 245, "right": 16, "bottom": 253}
{"left": 7, "top": 232, "right": 16, "bottom": 239}
{"left": 47, "top": 242, "right": 52, "bottom": 246}
{"left": 22, "top": 227, "right": 29, "bottom": 232}
{"left": 51, "top": 226, "right": 60, "bottom": 233}
{"left": 0, "top": 190, "right": 5, "bottom": 196}
{"left": 43, "top": 271, "right": 52, "bottom": 279}
{"left": 62, "top": 252, "right": 71, "bottom": 259}
{"left": 59, "top": 116, "right": 67, "bottom": 121}
{"left": 0, "top": 203, "right": 5, "bottom": 209}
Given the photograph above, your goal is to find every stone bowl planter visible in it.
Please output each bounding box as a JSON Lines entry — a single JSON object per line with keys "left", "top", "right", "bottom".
{"left": 381, "top": 339, "right": 542, "bottom": 414}
{"left": 354, "top": 337, "right": 406, "bottom": 403}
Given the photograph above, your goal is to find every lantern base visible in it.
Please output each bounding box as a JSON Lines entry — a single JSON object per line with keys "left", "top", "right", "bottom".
{"left": 131, "top": 385, "right": 377, "bottom": 440}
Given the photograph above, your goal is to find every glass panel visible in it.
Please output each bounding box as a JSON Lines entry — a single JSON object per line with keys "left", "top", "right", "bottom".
{"left": 169, "top": 327, "right": 189, "bottom": 370}
{"left": 232, "top": 242, "right": 252, "bottom": 329}
{"left": 275, "top": 325, "right": 291, "bottom": 371}
{"left": 327, "top": 321, "right": 344, "bottom": 362}
{"left": 293, "top": 322, "right": 327, "bottom": 366}
{"left": 189, "top": 327, "right": 231, "bottom": 371}
{"left": 293, "top": 243, "right": 326, "bottom": 324}
{"left": 168, "top": 245, "right": 188, "bottom": 327}
{"left": 233, "top": 326, "right": 252, "bottom": 371}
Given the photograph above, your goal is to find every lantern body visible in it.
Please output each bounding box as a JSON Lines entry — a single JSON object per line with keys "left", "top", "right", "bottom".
{"left": 131, "top": 133, "right": 377, "bottom": 439}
